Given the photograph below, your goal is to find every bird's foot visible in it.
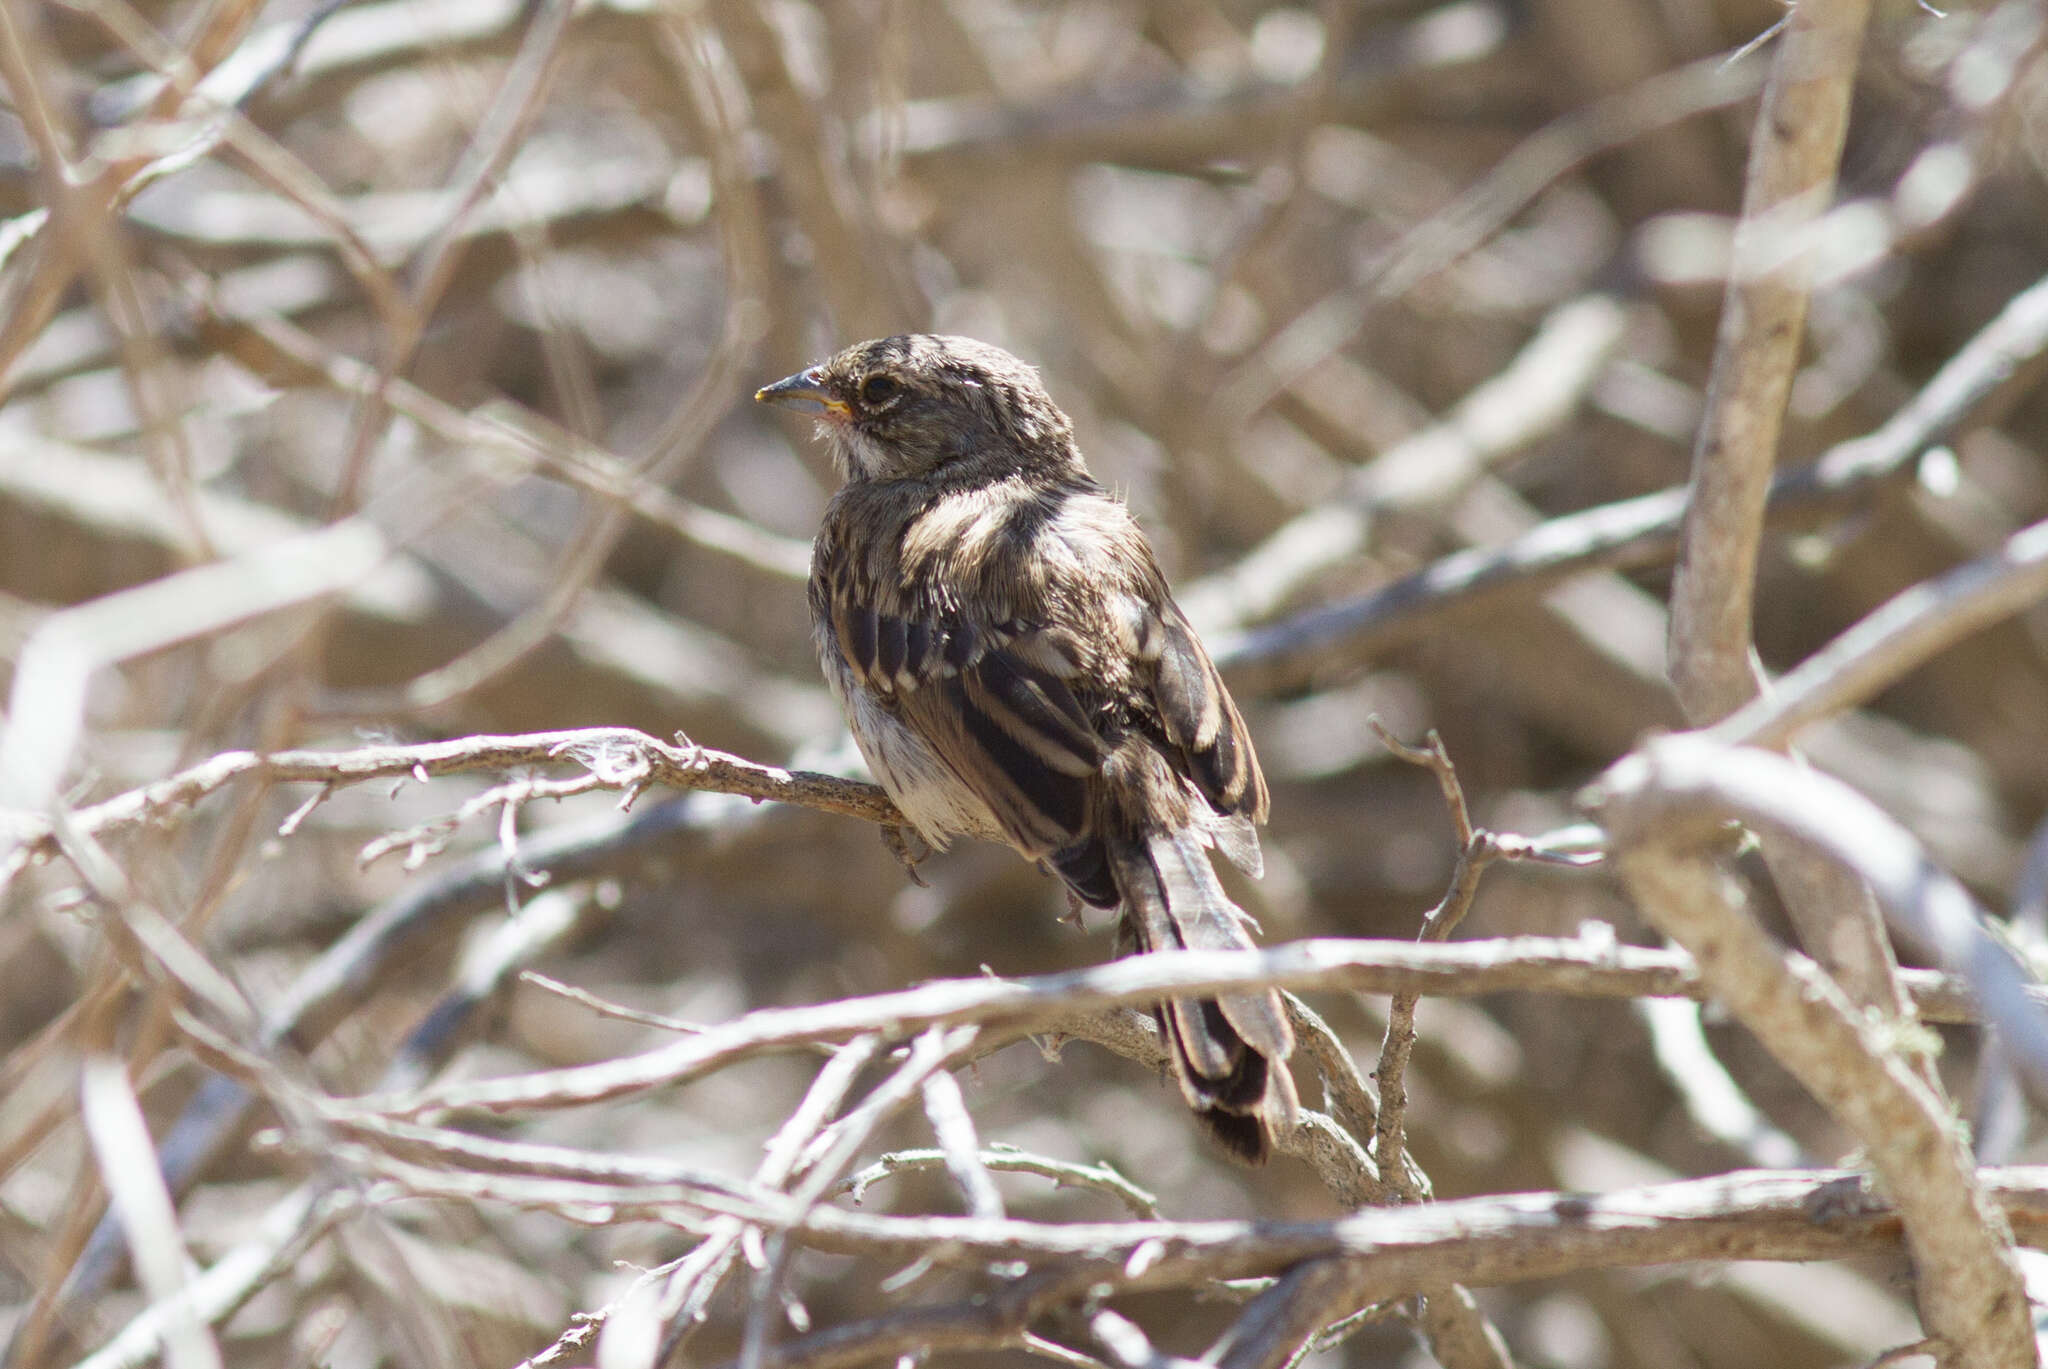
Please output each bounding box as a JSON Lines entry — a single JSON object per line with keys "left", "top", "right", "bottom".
{"left": 881, "top": 824, "right": 932, "bottom": 885}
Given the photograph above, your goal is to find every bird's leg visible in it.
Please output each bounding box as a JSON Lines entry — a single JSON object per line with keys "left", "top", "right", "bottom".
{"left": 880, "top": 824, "right": 932, "bottom": 885}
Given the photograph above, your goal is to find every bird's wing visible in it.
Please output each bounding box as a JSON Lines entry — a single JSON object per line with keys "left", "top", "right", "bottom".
{"left": 1142, "top": 599, "right": 1269, "bottom": 825}
{"left": 812, "top": 483, "right": 1263, "bottom": 862}
{"left": 821, "top": 578, "right": 1106, "bottom": 859}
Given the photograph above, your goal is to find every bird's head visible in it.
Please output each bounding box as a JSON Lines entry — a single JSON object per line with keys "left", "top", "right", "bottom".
{"left": 755, "top": 334, "right": 1079, "bottom": 485}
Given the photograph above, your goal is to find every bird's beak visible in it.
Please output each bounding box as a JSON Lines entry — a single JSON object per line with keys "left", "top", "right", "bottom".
{"left": 754, "top": 367, "right": 850, "bottom": 419}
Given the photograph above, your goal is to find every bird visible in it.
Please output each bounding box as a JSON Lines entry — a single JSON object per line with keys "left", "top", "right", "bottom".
{"left": 756, "top": 334, "right": 1296, "bottom": 1163}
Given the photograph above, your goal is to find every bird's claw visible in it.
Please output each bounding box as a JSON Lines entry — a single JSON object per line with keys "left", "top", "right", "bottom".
{"left": 881, "top": 824, "right": 932, "bottom": 885}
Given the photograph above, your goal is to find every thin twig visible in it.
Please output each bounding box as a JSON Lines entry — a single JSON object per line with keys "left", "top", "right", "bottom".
{"left": 1181, "top": 295, "right": 1627, "bottom": 634}
{"left": 919, "top": 1068, "right": 1006, "bottom": 1220}
{"left": 1218, "top": 260, "right": 2048, "bottom": 692}
{"left": 1716, "top": 518, "right": 2048, "bottom": 751}
{"left": 840, "top": 1145, "right": 1159, "bottom": 1219}
{"left": 2, "top": 728, "right": 906, "bottom": 887}
{"left": 648, "top": 1034, "right": 885, "bottom": 1364}
{"left": 739, "top": 1026, "right": 980, "bottom": 1369}
{"left": 1356, "top": 723, "right": 1517, "bottom": 1369}
{"left": 1364, "top": 724, "right": 1490, "bottom": 1190}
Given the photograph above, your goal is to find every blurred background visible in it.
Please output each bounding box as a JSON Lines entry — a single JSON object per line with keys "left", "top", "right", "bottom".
{"left": 3, "top": 0, "right": 2048, "bottom": 1364}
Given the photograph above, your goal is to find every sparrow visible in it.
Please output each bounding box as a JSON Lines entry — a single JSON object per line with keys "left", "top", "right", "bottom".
{"left": 757, "top": 334, "right": 1296, "bottom": 1163}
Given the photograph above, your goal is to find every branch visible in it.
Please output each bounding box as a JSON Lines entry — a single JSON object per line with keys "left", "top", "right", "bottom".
{"left": 1353, "top": 725, "right": 1516, "bottom": 1369}
{"left": 1590, "top": 737, "right": 2036, "bottom": 1368}
{"left": 345, "top": 932, "right": 2005, "bottom": 1122}
{"left": 68, "top": 1187, "right": 338, "bottom": 1369}
{"left": 0, "top": 521, "right": 386, "bottom": 826}
{"left": 1669, "top": 0, "right": 1872, "bottom": 719}
{"left": 841, "top": 1145, "right": 1159, "bottom": 1219}
{"left": 1653, "top": 0, "right": 1935, "bottom": 1092}
{"left": 51, "top": 793, "right": 726, "bottom": 1318}
{"left": 1588, "top": 736, "right": 2048, "bottom": 1094}
{"left": 1218, "top": 257, "right": 2048, "bottom": 695}
{"left": 286, "top": 1126, "right": 2048, "bottom": 1285}
{"left": 83, "top": 1147, "right": 2048, "bottom": 1369}
{"left": 1, "top": 728, "right": 904, "bottom": 887}
{"left": 1179, "top": 294, "right": 1627, "bottom": 634}
{"left": 1716, "top": 517, "right": 2048, "bottom": 751}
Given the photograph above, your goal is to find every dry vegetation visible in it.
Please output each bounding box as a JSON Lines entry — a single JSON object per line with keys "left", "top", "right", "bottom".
{"left": 5, "top": 0, "right": 2048, "bottom": 1365}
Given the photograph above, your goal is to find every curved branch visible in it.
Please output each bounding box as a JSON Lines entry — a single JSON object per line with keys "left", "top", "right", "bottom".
{"left": 1590, "top": 735, "right": 2037, "bottom": 1367}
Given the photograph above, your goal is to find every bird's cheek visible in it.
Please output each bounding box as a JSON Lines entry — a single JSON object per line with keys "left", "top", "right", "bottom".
{"left": 838, "top": 428, "right": 892, "bottom": 481}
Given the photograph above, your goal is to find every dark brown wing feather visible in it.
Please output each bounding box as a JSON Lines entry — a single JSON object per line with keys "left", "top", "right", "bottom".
{"left": 1147, "top": 603, "right": 1268, "bottom": 823}
{"left": 819, "top": 560, "right": 1105, "bottom": 857}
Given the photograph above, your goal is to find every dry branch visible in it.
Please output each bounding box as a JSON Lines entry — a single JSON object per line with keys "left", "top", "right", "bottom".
{"left": 341, "top": 931, "right": 2002, "bottom": 1125}
{"left": 1670, "top": 0, "right": 1873, "bottom": 719}
{"left": 1, "top": 729, "right": 901, "bottom": 886}
{"left": 1593, "top": 738, "right": 2037, "bottom": 1367}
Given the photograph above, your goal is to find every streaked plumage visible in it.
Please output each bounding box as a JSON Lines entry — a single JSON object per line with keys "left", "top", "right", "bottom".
{"left": 758, "top": 334, "right": 1296, "bottom": 1162}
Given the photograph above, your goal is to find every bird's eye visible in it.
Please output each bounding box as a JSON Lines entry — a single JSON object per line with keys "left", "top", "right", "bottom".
{"left": 860, "top": 374, "right": 900, "bottom": 407}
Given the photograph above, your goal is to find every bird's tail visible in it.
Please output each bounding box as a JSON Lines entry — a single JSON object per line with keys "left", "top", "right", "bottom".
{"left": 1107, "top": 825, "right": 1298, "bottom": 1163}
